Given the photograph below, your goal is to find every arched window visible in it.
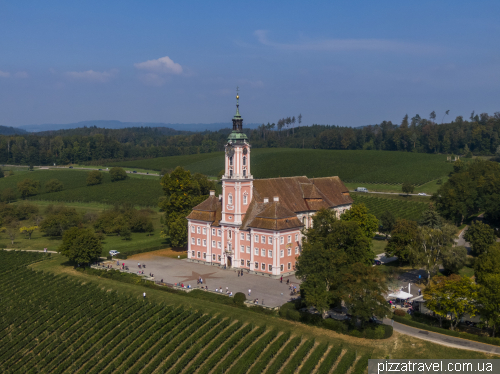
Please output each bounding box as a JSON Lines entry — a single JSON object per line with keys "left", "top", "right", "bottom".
{"left": 229, "top": 156, "right": 233, "bottom": 166}
{"left": 243, "top": 156, "right": 246, "bottom": 166}
{"left": 302, "top": 216, "right": 306, "bottom": 226}
{"left": 243, "top": 169, "right": 246, "bottom": 177}
{"left": 229, "top": 169, "right": 233, "bottom": 177}
{"left": 228, "top": 193, "right": 233, "bottom": 205}
{"left": 243, "top": 194, "right": 247, "bottom": 205}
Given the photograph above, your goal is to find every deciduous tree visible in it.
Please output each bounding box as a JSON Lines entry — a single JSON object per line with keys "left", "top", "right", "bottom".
{"left": 474, "top": 243, "right": 500, "bottom": 285}
{"left": 379, "top": 210, "right": 396, "bottom": 238}
{"left": 86, "top": 170, "right": 103, "bottom": 186}
{"left": 109, "top": 167, "right": 127, "bottom": 182}
{"left": 464, "top": 221, "right": 496, "bottom": 256}
{"left": 340, "top": 203, "right": 378, "bottom": 239}
{"left": 59, "top": 227, "right": 102, "bottom": 265}
{"left": 19, "top": 225, "right": 38, "bottom": 240}
{"left": 17, "top": 179, "right": 40, "bottom": 199}
{"left": 418, "top": 208, "right": 443, "bottom": 229}
{"left": 45, "top": 179, "right": 64, "bottom": 193}
{"left": 385, "top": 219, "right": 418, "bottom": 263}
{"left": 441, "top": 245, "right": 467, "bottom": 274}
{"left": 402, "top": 182, "right": 414, "bottom": 195}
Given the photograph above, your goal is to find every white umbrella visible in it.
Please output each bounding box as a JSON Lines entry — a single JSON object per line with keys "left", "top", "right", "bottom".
{"left": 388, "top": 290, "right": 413, "bottom": 299}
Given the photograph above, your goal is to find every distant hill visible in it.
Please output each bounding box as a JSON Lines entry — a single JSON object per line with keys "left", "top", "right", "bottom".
{"left": 17, "top": 120, "right": 261, "bottom": 133}
{"left": 0, "top": 125, "right": 27, "bottom": 135}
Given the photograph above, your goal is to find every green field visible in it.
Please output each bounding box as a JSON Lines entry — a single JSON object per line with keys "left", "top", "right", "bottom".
{"left": 0, "top": 169, "right": 163, "bottom": 207}
{"left": 106, "top": 149, "right": 453, "bottom": 185}
{"left": 352, "top": 194, "right": 430, "bottom": 221}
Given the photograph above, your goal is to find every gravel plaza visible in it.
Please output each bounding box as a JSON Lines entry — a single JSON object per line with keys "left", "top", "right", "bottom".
{"left": 107, "top": 252, "right": 302, "bottom": 308}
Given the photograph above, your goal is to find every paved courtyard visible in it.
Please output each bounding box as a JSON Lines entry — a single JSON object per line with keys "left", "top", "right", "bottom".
{"left": 107, "top": 254, "right": 301, "bottom": 308}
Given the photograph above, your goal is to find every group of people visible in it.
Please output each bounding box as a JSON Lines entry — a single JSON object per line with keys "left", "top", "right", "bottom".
{"left": 197, "top": 277, "right": 204, "bottom": 284}
{"left": 214, "top": 286, "right": 233, "bottom": 296}
{"left": 237, "top": 270, "right": 244, "bottom": 277}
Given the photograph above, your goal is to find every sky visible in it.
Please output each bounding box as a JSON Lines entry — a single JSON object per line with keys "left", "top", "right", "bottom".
{"left": 1, "top": 0, "right": 499, "bottom": 128}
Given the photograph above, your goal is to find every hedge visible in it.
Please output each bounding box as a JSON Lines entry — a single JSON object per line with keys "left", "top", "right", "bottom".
{"left": 392, "top": 315, "right": 500, "bottom": 346}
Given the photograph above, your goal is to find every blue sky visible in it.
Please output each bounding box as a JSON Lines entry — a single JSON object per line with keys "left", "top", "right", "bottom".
{"left": 1, "top": 0, "right": 499, "bottom": 128}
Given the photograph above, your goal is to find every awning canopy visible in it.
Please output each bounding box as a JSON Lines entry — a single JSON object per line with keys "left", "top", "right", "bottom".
{"left": 388, "top": 291, "right": 413, "bottom": 299}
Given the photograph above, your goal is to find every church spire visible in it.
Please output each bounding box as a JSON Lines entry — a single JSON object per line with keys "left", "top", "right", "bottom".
{"left": 231, "top": 86, "right": 244, "bottom": 134}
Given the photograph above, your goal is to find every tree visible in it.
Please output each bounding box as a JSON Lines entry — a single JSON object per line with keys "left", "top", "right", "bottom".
{"left": 478, "top": 273, "right": 500, "bottom": 337}
{"left": 385, "top": 219, "right": 418, "bottom": 264}
{"left": 17, "top": 179, "right": 41, "bottom": 199}
{"left": 418, "top": 208, "right": 442, "bottom": 229}
{"left": 379, "top": 210, "right": 396, "bottom": 238}
{"left": 110, "top": 167, "right": 127, "bottom": 182}
{"left": 45, "top": 179, "right": 64, "bottom": 193}
{"left": 6, "top": 220, "right": 19, "bottom": 245}
{"left": 59, "top": 227, "right": 102, "bottom": 265}
{"left": 410, "top": 224, "right": 456, "bottom": 283}
{"left": 340, "top": 203, "right": 378, "bottom": 239}
{"left": 402, "top": 182, "right": 414, "bottom": 195}
{"left": 429, "top": 111, "right": 436, "bottom": 122}
{"left": 40, "top": 206, "right": 81, "bottom": 237}
{"left": 120, "top": 227, "right": 132, "bottom": 240}
{"left": 424, "top": 274, "right": 478, "bottom": 331}
{"left": 453, "top": 159, "right": 465, "bottom": 174}
{"left": 441, "top": 245, "right": 467, "bottom": 274}
{"left": 217, "top": 169, "right": 224, "bottom": 180}
{"left": 87, "top": 170, "right": 103, "bottom": 186}
{"left": 19, "top": 225, "right": 38, "bottom": 240}
{"left": 464, "top": 221, "right": 496, "bottom": 256}
{"left": 474, "top": 243, "right": 500, "bottom": 285}
{"left": 1, "top": 188, "right": 16, "bottom": 203}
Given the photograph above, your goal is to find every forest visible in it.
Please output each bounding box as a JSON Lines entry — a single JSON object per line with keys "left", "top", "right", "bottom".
{"left": 0, "top": 111, "right": 499, "bottom": 166}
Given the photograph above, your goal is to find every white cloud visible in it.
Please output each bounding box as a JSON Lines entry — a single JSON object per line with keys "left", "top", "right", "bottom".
{"left": 14, "top": 71, "right": 28, "bottom": 78}
{"left": 254, "top": 30, "right": 435, "bottom": 53}
{"left": 0, "top": 70, "right": 11, "bottom": 78}
{"left": 64, "top": 69, "right": 117, "bottom": 83}
{"left": 134, "top": 56, "right": 183, "bottom": 75}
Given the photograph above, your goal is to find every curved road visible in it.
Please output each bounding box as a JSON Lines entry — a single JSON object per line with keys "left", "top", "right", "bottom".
{"left": 384, "top": 318, "right": 500, "bottom": 355}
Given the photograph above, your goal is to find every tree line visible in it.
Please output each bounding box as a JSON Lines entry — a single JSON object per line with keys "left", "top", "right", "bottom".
{"left": 1, "top": 111, "right": 500, "bottom": 166}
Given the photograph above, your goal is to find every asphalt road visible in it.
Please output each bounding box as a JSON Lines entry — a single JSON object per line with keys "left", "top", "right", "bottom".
{"left": 349, "top": 190, "right": 430, "bottom": 197}
{"left": 384, "top": 318, "right": 500, "bottom": 354}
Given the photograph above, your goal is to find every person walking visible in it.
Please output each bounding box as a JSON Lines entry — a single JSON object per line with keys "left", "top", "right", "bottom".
{"left": 280, "top": 276, "right": 283, "bottom": 283}
{"left": 248, "top": 289, "right": 251, "bottom": 296}
{"left": 143, "top": 292, "right": 146, "bottom": 299}
{"left": 418, "top": 289, "right": 421, "bottom": 296}
{"left": 226, "top": 286, "right": 228, "bottom": 293}
{"left": 238, "top": 271, "right": 240, "bottom": 277}
{"left": 138, "top": 262, "right": 141, "bottom": 268}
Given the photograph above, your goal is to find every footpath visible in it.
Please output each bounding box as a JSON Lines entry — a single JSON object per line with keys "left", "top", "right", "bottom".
{"left": 384, "top": 318, "right": 500, "bottom": 355}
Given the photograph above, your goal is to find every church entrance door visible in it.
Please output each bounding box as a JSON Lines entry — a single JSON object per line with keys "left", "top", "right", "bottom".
{"left": 227, "top": 256, "right": 232, "bottom": 268}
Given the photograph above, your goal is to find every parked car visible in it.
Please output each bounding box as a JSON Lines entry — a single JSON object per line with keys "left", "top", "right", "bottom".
{"left": 98, "top": 168, "right": 102, "bottom": 171}
{"left": 418, "top": 193, "right": 427, "bottom": 196}
{"left": 69, "top": 166, "right": 73, "bottom": 169}
{"left": 109, "top": 250, "right": 120, "bottom": 256}
{"left": 133, "top": 171, "right": 137, "bottom": 173}
{"left": 373, "top": 259, "right": 381, "bottom": 265}
{"left": 355, "top": 187, "right": 368, "bottom": 192}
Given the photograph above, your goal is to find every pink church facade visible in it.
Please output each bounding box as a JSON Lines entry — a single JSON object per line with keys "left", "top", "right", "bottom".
{"left": 187, "top": 95, "right": 353, "bottom": 277}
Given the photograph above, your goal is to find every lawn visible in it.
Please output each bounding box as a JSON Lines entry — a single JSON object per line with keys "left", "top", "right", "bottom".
{"left": 372, "top": 237, "right": 388, "bottom": 256}
{"left": 26, "top": 253, "right": 497, "bottom": 361}
{"left": 106, "top": 149, "right": 453, "bottom": 185}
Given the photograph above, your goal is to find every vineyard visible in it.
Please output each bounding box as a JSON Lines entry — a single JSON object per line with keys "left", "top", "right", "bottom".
{"left": 352, "top": 194, "right": 430, "bottom": 221}
{"left": 106, "top": 148, "right": 452, "bottom": 185}
{"left": 0, "top": 250, "right": 371, "bottom": 373}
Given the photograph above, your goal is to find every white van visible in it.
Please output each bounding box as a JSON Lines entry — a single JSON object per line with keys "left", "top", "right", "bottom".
{"left": 355, "top": 187, "right": 368, "bottom": 192}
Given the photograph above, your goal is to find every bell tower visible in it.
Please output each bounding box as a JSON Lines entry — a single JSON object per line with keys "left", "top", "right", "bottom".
{"left": 221, "top": 88, "right": 253, "bottom": 225}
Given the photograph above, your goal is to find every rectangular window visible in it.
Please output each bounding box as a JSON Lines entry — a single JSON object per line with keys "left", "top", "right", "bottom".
{"left": 255, "top": 262, "right": 258, "bottom": 269}
{"left": 280, "top": 237, "right": 284, "bottom": 244}
{"left": 191, "top": 238, "right": 195, "bottom": 244}
{"left": 212, "top": 228, "right": 216, "bottom": 235}
{"left": 268, "top": 237, "right": 272, "bottom": 244}
{"left": 218, "top": 241, "right": 221, "bottom": 249}
{"left": 240, "top": 245, "right": 244, "bottom": 253}
{"left": 241, "top": 259, "right": 244, "bottom": 266}
{"left": 212, "top": 254, "right": 216, "bottom": 261}
{"left": 287, "top": 235, "right": 291, "bottom": 243}
{"left": 268, "top": 264, "right": 272, "bottom": 271}
{"left": 255, "top": 235, "right": 259, "bottom": 243}
{"left": 241, "top": 233, "right": 245, "bottom": 240}
{"left": 261, "top": 249, "right": 265, "bottom": 256}
{"left": 243, "top": 195, "right": 247, "bottom": 204}
{"left": 295, "top": 247, "right": 299, "bottom": 254}
{"left": 203, "top": 253, "right": 206, "bottom": 259}
{"left": 197, "top": 238, "right": 201, "bottom": 245}
{"left": 203, "top": 239, "right": 206, "bottom": 247}
{"left": 212, "top": 240, "right": 215, "bottom": 247}
{"left": 287, "top": 248, "right": 291, "bottom": 256}
{"left": 280, "top": 264, "right": 284, "bottom": 272}
{"left": 255, "top": 248, "right": 259, "bottom": 255}
{"left": 288, "top": 262, "right": 291, "bottom": 270}
{"left": 191, "top": 226, "right": 195, "bottom": 233}
{"left": 261, "top": 263, "right": 265, "bottom": 270}
{"left": 246, "top": 246, "right": 250, "bottom": 253}
{"left": 295, "top": 234, "right": 299, "bottom": 241}
{"left": 280, "top": 249, "right": 284, "bottom": 258}
{"left": 191, "top": 250, "right": 195, "bottom": 256}
{"left": 197, "top": 227, "right": 200, "bottom": 234}
{"left": 203, "top": 228, "right": 206, "bottom": 235}
{"left": 247, "top": 260, "right": 250, "bottom": 267}
{"left": 268, "top": 250, "right": 272, "bottom": 258}
{"left": 261, "top": 236, "right": 265, "bottom": 244}
{"left": 247, "top": 233, "right": 251, "bottom": 241}
{"left": 197, "top": 251, "right": 201, "bottom": 258}
{"left": 218, "top": 230, "right": 221, "bottom": 237}
{"left": 218, "top": 255, "right": 221, "bottom": 261}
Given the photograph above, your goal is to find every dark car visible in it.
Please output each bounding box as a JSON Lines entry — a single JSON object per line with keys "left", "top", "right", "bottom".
{"left": 133, "top": 171, "right": 137, "bottom": 173}
{"left": 373, "top": 259, "right": 381, "bottom": 265}
{"left": 98, "top": 168, "right": 102, "bottom": 171}
{"left": 69, "top": 166, "right": 73, "bottom": 169}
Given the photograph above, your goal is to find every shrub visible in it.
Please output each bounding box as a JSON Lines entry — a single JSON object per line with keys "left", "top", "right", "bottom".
{"left": 45, "top": 179, "right": 64, "bottom": 192}
{"left": 110, "top": 167, "right": 127, "bottom": 182}
{"left": 233, "top": 292, "right": 246, "bottom": 304}
{"left": 394, "top": 309, "right": 406, "bottom": 317}
{"left": 323, "top": 319, "right": 348, "bottom": 334}
{"left": 363, "top": 325, "right": 385, "bottom": 339}
{"left": 87, "top": 170, "right": 103, "bottom": 186}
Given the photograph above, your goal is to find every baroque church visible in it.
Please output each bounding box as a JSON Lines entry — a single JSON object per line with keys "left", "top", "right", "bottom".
{"left": 186, "top": 93, "right": 353, "bottom": 276}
